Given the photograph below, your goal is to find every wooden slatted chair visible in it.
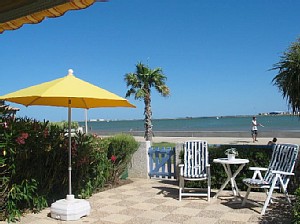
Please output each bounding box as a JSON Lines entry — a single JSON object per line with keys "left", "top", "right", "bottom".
{"left": 179, "top": 140, "right": 211, "bottom": 201}
{"left": 242, "top": 143, "right": 299, "bottom": 215}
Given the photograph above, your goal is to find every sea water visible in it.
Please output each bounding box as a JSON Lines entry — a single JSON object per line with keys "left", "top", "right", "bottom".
{"left": 78, "top": 115, "right": 300, "bottom": 133}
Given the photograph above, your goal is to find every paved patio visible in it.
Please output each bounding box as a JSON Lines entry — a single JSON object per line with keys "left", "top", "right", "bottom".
{"left": 3, "top": 178, "right": 293, "bottom": 224}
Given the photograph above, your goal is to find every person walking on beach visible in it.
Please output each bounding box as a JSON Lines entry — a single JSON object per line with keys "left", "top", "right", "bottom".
{"left": 251, "top": 116, "right": 264, "bottom": 143}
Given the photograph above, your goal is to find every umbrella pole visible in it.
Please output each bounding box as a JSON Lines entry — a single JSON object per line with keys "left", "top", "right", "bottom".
{"left": 85, "top": 109, "right": 88, "bottom": 134}
{"left": 68, "top": 101, "right": 72, "bottom": 196}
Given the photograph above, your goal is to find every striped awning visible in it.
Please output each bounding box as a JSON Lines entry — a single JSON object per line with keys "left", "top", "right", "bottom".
{"left": 0, "top": 0, "right": 101, "bottom": 34}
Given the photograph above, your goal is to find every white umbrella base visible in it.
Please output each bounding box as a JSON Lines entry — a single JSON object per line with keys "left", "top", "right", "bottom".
{"left": 50, "top": 194, "right": 91, "bottom": 221}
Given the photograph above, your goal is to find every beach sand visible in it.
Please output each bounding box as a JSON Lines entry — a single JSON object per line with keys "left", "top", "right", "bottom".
{"left": 133, "top": 136, "right": 300, "bottom": 145}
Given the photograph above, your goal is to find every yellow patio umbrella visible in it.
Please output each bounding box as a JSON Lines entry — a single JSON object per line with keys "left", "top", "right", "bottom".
{"left": 0, "top": 69, "right": 134, "bottom": 109}
{"left": 0, "top": 69, "right": 135, "bottom": 220}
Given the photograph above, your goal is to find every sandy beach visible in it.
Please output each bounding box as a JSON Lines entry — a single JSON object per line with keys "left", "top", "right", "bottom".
{"left": 133, "top": 136, "right": 300, "bottom": 145}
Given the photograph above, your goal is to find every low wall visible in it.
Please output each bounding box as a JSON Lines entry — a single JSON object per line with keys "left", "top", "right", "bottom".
{"left": 128, "top": 141, "right": 149, "bottom": 178}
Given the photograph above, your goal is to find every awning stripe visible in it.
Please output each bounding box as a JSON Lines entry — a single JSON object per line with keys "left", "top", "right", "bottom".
{"left": 0, "top": 0, "right": 97, "bottom": 34}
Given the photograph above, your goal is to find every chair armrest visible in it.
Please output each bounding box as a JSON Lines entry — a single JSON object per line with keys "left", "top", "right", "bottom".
{"left": 249, "top": 167, "right": 267, "bottom": 180}
{"left": 271, "top": 170, "right": 294, "bottom": 176}
{"left": 179, "top": 164, "right": 184, "bottom": 167}
{"left": 249, "top": 167, "right": 268, "bottom": 171}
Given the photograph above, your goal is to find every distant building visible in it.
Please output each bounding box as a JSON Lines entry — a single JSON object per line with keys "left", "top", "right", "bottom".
{"left": 269, "top": 111, "right": 285, "bottom": 115}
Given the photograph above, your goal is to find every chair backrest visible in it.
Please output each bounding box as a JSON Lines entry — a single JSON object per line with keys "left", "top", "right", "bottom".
{"left": 264, "top": 144, "right": 299, "bottom": 185}
{"left": 183, "top": 140, "right": 209, "bottom": 178}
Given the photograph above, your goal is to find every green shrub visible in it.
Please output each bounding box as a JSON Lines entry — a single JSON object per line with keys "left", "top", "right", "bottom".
{"left": 1, "top": 117, "right": 69, "bottom": 221}
{"left": 1, "top": 116, "right": 114, "bottom": 221}
{"left": 6, "top": 179, "right": 47, "bottom": 222}
{"left": 293, "top": 187, "right": 300, "bottom": 223}
{"left": 1, "top": 114, "right": 139, "bottom": 222}
{"left": 75, "top": 135, "right": 112, "bottom": 198}
{"left": 49, "top": 121, "right": 79, "bottom": 129}
{"left": 107, "top": 134, "right": 139, "bottom": 184}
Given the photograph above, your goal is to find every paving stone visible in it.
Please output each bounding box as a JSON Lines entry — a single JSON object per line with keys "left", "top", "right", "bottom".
{"left": 124, "top": 195, "right": 151, "bottom": 202}
{"left": 130, "top": 202, "right": 159, "bottom": 211}
{"left": 183, "top": 216, "right": 218, "bottom": 224}
{"left": 197, "top": 210, "right": 225, "bottom": 219}
{"left": 136, "top": 187, "right": 156, "bottom": 192}
{"left": 137, "top": 210, "right": 168, "bottom": 221}
{"left": 141, "top": 191, "right": 163, "bottom": 197}
{"left": 120, "top": 190, "right": 142, "bottom": 196}
{"left": 144, "top": 198, "right": 169, "bottom": 205}
{"left": 92, "top": 192, "right": 116, "bottom": 198}
{"left": 113, "top": 200, "right": 137, "bottom": 207}
{"left": 119, "top": 208, "right": 146, "bottom": 216}
{"left": 171, "top": 207, "right": 200, "bottom": 216}
{"left": 94, "top": 198, "right": 122, "bottom": 205}
{"left": 25, "top": 218, "right": 61, "bottom": 224}
{"left": 183, "top": 201, "right": 210, "bottom": 209}
{"left": 98, "top": 205, "right": 126, "bottom": 214}
{"left": 123, "top": 217, "right": 154, "bottom": 224}
{"left": 152, "top": 205, "right": 178, "bottom": 213}
{"left": 162, "top": 200, "right": 190, "bottom": 207}
{"left": 205, "top": 203, "right": 232, "bottom": 212}
{"left": 162, "top": 214, "right": 190, "bottom": 223}
{"left": 220, "top": 212, "right": 252, "bottom": 222}
{"left": 101, "top": 214, "right": 133, "bottom": 224}
{"left": 152, "top": 221, "right": 180, "bottom": 224}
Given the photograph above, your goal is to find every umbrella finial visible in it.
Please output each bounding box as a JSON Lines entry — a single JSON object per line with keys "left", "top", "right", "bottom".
{"left": 68, "top": 69, "right": 74, "bottom": 76}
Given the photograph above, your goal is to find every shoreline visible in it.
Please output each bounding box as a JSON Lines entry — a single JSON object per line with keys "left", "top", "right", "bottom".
{"left": 132, "top": 136, "right": 300, "bottom": 145}
{"left": 93, "top": 130, "right": 300, "bottom": 145}
{"left": 92, "top": 130, "right": 300, "bottom": 138}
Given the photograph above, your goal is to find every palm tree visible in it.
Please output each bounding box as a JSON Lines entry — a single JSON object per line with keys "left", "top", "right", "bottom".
{"left": 271, "top": 38, "right": 300, "bottom": 114}
{"left": 124, "top": 62, "right": 170, "bottom": 141}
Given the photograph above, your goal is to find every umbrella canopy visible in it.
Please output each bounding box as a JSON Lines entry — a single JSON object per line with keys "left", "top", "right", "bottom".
{"left": 0, "top": 69, "right": 135, "bottom": 198}
{"left": 0, "top": 69, "right": 135, "bottom": 108}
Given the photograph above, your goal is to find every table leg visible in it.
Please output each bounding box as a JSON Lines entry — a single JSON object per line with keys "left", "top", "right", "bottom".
{"left": 214, "top": 164, "right": 231, "bottom": 198}
{"left": 228, "top": 164, "right": 237, "bottom": 198}
{"left": 214, "top": 163, "right": 246, "bottom": 200}
{"left": 230, "top": 164, "right": 246, "bottom": 200}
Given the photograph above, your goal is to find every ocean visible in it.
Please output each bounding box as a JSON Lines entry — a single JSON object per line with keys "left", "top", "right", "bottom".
{"left": 78, "top": 115, "right": 300, "bottom": 137}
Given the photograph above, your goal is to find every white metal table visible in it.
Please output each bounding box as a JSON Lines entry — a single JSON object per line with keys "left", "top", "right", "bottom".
{"left": 213, "top": 158, "right": 249, "bottom": 200}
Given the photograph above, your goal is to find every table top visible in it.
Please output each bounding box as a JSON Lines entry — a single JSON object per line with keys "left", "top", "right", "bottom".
{"left": 213, "top": 158, "right": 249, "bottom": 165}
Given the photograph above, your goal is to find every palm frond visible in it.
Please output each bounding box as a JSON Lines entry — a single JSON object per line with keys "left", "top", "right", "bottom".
{"left": 272, "top": 38, "right": 300, "bottom": 114}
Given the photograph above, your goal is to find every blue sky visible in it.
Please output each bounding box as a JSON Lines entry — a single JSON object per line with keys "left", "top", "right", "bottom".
{"left": 1, "top": 0, "right": 299, "bottom": 121}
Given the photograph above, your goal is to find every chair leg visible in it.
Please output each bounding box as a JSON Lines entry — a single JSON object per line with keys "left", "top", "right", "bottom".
{"left": 207, "top": 182, "right": 211, "bottom": 202}
{"left": 261, "top": 176, "right": 278, "bottom": 215}
{"left": 263, "top": 189, "right": 274, "bottom": 204}
{"left": 284, "top": 191, "right": 291, "bottom": 204}
{"left": 242, "top": 187, "right": 251, "bottom": 206}
{"left": 208, "top": 173, "right": 211, "bottom": 202}
{"left": 179, "top": 176, "right": 184, "bottom": 201}
{"left": 179, "top": 189, "right": 182, "bottom": 201}
{"left": 280, "top": 180, "right": 291, "bottom": 204}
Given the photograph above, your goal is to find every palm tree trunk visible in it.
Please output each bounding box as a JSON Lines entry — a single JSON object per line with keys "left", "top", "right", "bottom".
{"left": 144, "top": 93, "right": 152, "bottom": 141}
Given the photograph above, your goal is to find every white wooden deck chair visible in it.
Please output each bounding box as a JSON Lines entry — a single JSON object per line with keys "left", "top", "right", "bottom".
{"left": 242, "top": 143, "right": 299, "bottom": 215}
{"left": 179, "top": 140, "right": 211, "bottom": 201}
